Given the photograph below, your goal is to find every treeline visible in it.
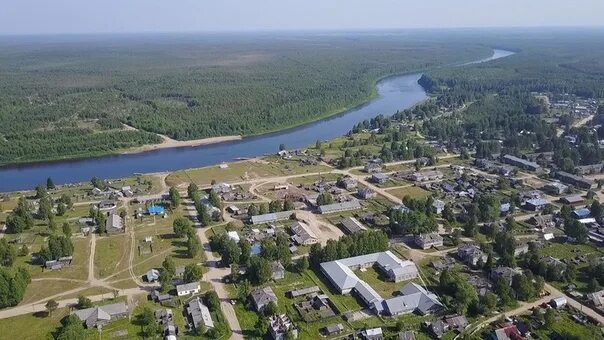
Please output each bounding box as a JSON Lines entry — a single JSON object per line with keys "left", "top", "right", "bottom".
{"left": 309, "top": 230, "right": 389, "bottom": 266}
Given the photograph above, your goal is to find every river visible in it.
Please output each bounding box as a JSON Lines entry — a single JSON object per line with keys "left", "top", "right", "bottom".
{"left": 0, "top": 49, "right": 514, "bottom": 192}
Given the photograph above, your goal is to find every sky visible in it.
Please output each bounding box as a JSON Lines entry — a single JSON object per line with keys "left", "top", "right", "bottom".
{"left": 2, "top": 0, "right": 603, "bottom": 35}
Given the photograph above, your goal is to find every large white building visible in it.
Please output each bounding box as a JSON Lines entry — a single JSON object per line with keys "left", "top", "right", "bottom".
{"left": 319, "top": 251, "right": 441, "bottom": 316}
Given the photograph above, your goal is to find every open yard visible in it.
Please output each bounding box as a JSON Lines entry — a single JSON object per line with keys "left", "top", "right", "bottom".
{"left": 94, "top": 234, "right": 131, "bottom": 278}
{"left": 386, "top": 186, "right": 432, "bottom": 200}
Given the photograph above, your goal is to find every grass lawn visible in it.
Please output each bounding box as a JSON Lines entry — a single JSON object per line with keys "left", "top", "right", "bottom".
{"left": 20, "top": 280, "right": 83, "bottom": 305}
{"left": 530, "top": 310, "right": 603, "bottom": 339}
{"left": 540, "top": 241, "right": 604, "bottom": 260}
{"left": 94, "top": 234, "right": 130, "bottom": 278}
{"left": 386, "top": 186, "right": 432, "bottom": 200}
{"left": 0, "top": 306, "right": 70, "bottom": 340}
{"left": 166, "top": 158, "right": 331, "bottom": 187}
{"left": 354, "top": 267, "right": 401, "bottom": 299}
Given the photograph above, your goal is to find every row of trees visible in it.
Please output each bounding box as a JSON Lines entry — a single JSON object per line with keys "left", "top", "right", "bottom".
{"left": 309, "top": 230, "right": 389, "bottom": 267}
{"left": 172, "top": 217, "right": 201, "bottom": 259}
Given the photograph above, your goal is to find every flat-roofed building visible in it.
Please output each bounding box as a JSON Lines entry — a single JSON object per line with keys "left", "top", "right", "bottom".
{"left": 251, "top": 211, "right": 293, "bottom": 225}
{"left": 318, "top": 200, "right": 361, "bottom": 214}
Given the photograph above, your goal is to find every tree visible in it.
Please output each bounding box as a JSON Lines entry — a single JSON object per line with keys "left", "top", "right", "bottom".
{"left": 183, "top": 264, "right": 203, "bottom": 283}
{"left": 279, "top": 143, "right": 286, "bottom": 151}
{"left": 283, "top": 199, "right": 295, "bottom": 211}
{"left": 197, "top": 204, "right": 211, "bottom": 227}
{"left": 187, "top": 183, "right": 199, "bottom": 200}
{"left": 259, "top": 203, "right": 268, "bottom": 215}
{"left": 269, "top": 200, "right": 283, "bottom": 213}
{"left": 264, "top": 301, "right": 278, "bottom": 316}
{"left": 236, "top": 280, "right": 251, "bottom": 302}
{"left": 296, "top": 256, "right": 309, "bottom": 273}
{"left": 162, "top": 256, "right": 176, "bottom": 278}
{"left": 77, "top": 295, "right": 93, "bottom": 309}
{"left": 38, "top": 196, "right": 53, "bottom": 220}
{"left": 45, "top": 299, "right": 58, "bottom": 317}
{"left": 239, "top": 239, "right": 251, "bottom": 266}
{"left": 222, "top": 240, "right": 241, "bottom": 266}
{"left": 168, "top": 187, "right": 181, "bottom": 209}
{"left": 544, "top": 308, "right": 557, "bottom": 327}
{"left": 46, "top": 177, "right": 55, "bottom": 190}
{"left": 249, "top": 257, "right": 272, "bottom": 285}
{"left": 588, "top": 277, "right": 600, "bottom": 292}
{"left": 173, "top": 217, "right": 193, "bottom": 238}
{"left": 255, "top": 318, "right": 269, "bottom": 337}
{"left": 247, "top": 203, "right": 259, "bottom": 216}
{"left": 209, "top": 191, "right": 222, "bottom": 210}
{"left": 62, "top": 222, "right": 72, "bottom": 237}
{"left": 187, "top": 236, "right": 201, "bottom": 258}
{"left": 35, "top": 185, "right": 48, "bottom": 199}
{"left": 18, "top": 244, "right": 29, "bottom": 257}
{"left": 56, "top": 314, "right": 88, "bottom": 340}
{"left": 316, "top": 192, "right": 334, "bottom": 206}
{"left": 137, "top": 306, "right": 161, "bottom": 338}
{"left": 205, "top": 291, "right": 220, "bottom": 312}
{"left": 0, "top": 239, "right": 16, "bottom": 266}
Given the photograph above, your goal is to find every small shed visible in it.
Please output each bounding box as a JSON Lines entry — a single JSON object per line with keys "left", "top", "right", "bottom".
{"left": 550, "top": 297, "right": 567, "bottom": 309}
{"left": 148, "top": 205, "right": 166, "bottom": 216}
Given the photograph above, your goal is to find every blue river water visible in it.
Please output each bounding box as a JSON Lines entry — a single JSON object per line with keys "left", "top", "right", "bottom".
{"left": 0, "top": 49, "right": 514, "bottom": 192}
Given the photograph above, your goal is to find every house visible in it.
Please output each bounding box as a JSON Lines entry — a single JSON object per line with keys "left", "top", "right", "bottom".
{"left": 176, "top": 282, "right": 200, "bottom": 297}
{"left": 291, "top": 221, "right": 319, "bottom": 245}
{"left": 150, "top": 290, "right": 175, "bottom": 305}
{"left": 501, "top": 154, "right": 541, "bottom": 171}
{"left": 573, "top": 208, "right": 591, "bottom": 219}
{"left": 543, "top": 182, "right": 568, "bottom": 195}
{"left": 250, "top": 211, "right": 293, "bottom": 225}
{"left": 364, "top": 163, "right": 383, "bottom": 173}
{"left": 529, "top": 214, "right": 555, "bottom": 229}
{"left": 322, "top": 323, "right": 345, "bottom": 336}
{"left": 361, "top": 327, "right": 384, "bottom": 340}
{"left": 409, "top": 170, "right": 443, "bottom": 182}
{"left": 318, "top": 200, "right": 361, "bottom": 214}
{"left": 340, "top": 178, "right": 358, "bottom": 190}
{"left": 226, "top": 205, "right": 240, "bottom": 215}
{"left": 358, "top": 188, "right": 377, "bottom": 199}
{"left": 121, "top": 186, "right": 134, "bottom": 197}
{"left": 340, "top": 217, "right": 367, "bottom": 234}
{"left": 490, "top": 267, "right": 518, "bottom": 285}
{"left": 398, "top": 331, "right": 416, "bottom": 340}
{"left": 432, "top": 200, "right": 446, "bottom": 215}
{"left": 106, "top": 214, "right": 124, "bottom": 234}
{"left": 556, "top": 171, "right": 595, "bottom": 189}
{"left": 44, "top": 256, "right": 73, "bottom": 270}
{"left": 587, "top": 289, "right": 604, "bottom": 308}
{"left": 561, "top": 195, "right": 584, "bottom": 205}
{"left": 489, "top": 324, "right": 522, "bottom": 340}
{"left": 251, "top": 287, "right": 278, "bottom": 312}
{"left": 457, "top": 244, "right": 487, "bottom": 267}
{"left": 72, "top": 302, "right": 128, "bottom": 329}
{"left": 155, "top": 308, "right": 178, "bottom": 339}
{"left": 227, "top": 231, "right": 240, "bottom": 243}
{"left": 576, "top": 163, "right": 603, "bottom": 175}
{"left": 186, "top": 297, "right": 214, "bottom": 331}
{"left": 211, "top": 182, "right": 231, "bottom": 194}
{"left": 414, "top": 233, "right": 443, "bottom": 250}
{"left": 524, "top": 198, "right": 547, "bottom": 211}
{"left": 371, "top": 173, "right": 389, "bottom": 184}
{"left": 268, "top": 314, "right": 295, "bottom": 340}
{"left": 288, "top": 286, "right": 321, "bottom": 298}
{"left": 145, "top": 269, "right": 160, "bottom": 282}
{"left": 271, "top": 261, "right": 285, "bottom": 280}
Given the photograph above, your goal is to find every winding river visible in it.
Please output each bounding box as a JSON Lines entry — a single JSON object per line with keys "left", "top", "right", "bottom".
{"left": 0, "top": 49, "right": 514, "bottom": 192}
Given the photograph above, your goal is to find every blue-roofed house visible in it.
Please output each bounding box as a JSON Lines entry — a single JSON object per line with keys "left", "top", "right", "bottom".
{"left": 573, "top": 208, "right": 591, "bottom": 219}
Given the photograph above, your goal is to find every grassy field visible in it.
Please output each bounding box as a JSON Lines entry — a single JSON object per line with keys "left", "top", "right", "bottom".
{"left": 0, "top": 306, "right": 69, "bottom": 340}
{"left": 166, "top": 158, "right": 331, "bottom": 187}
{"left": 94, "top": 234, "right": 131, "bottom": 278}
{"left": 386, "top": 186, "right": 432, "bottom": 200}
{"left": 354, "top": 267, "right": 402, "bottom": 299}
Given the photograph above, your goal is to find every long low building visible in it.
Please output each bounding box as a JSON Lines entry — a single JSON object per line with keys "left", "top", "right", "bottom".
{"left": 556, "top": 171, "right": 595, "bottom": 189}
{"left": 340, "top": 217, "right": 367, "bottom": 234}
{"left": 318, "top": 200, "right": 361, "bottom": 214}
{"left": 251, "top": 211, "right": 293, "bottom": 225}
{"left": 320, "top": 251, "right": 441, "bottom": 316}
{"left": 501, "top": 154, "right": 541, "bottom": 171}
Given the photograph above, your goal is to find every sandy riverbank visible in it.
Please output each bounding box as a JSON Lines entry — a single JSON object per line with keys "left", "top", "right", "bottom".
{"left": 121, "top": 124, "right": 242, "bottom": 154}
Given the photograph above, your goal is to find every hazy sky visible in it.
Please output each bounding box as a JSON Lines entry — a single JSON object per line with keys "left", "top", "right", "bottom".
{"left": 2, "top": 0, "right": 603, "bottom": 35}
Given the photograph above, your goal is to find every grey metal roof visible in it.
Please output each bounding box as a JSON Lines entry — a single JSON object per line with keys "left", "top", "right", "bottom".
{"left": 186, "top": 297, "right": 214, "bottom": 329}
{"left": 341, "top": 217, "right": 367, "bottom": 234}
{"left": 318, "top": 200, "right": 361, "bottom": 214}
{"left": 72, "top": 302, "right": 128, "bottom": 328}
{"left": 291, "top": 221, "right": 318, "bottom": 242}
{"left": 176, "top": 282, "right": 200, "bottom": 293}
{"left": 250, "top": 211, "right": 292, "bottom": 225}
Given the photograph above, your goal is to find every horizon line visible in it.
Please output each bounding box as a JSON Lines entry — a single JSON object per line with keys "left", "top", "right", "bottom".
{"left": 1, "top": 24, "right": 604, "bottom": 37}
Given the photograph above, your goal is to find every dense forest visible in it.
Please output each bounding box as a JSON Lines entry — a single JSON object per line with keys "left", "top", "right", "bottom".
{"left": 0, "top": 33, "right": 490, "bottom": 164}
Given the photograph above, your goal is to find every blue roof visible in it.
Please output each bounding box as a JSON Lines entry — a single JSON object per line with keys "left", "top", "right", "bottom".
{"left": 251, "top": 244, "right": 262, "bottom": 255}
{"left": 573, "top": 208, "right": 591, "bottom": 218}
{"left": 148, "top": 205, "right": 165, "bottom": 215}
